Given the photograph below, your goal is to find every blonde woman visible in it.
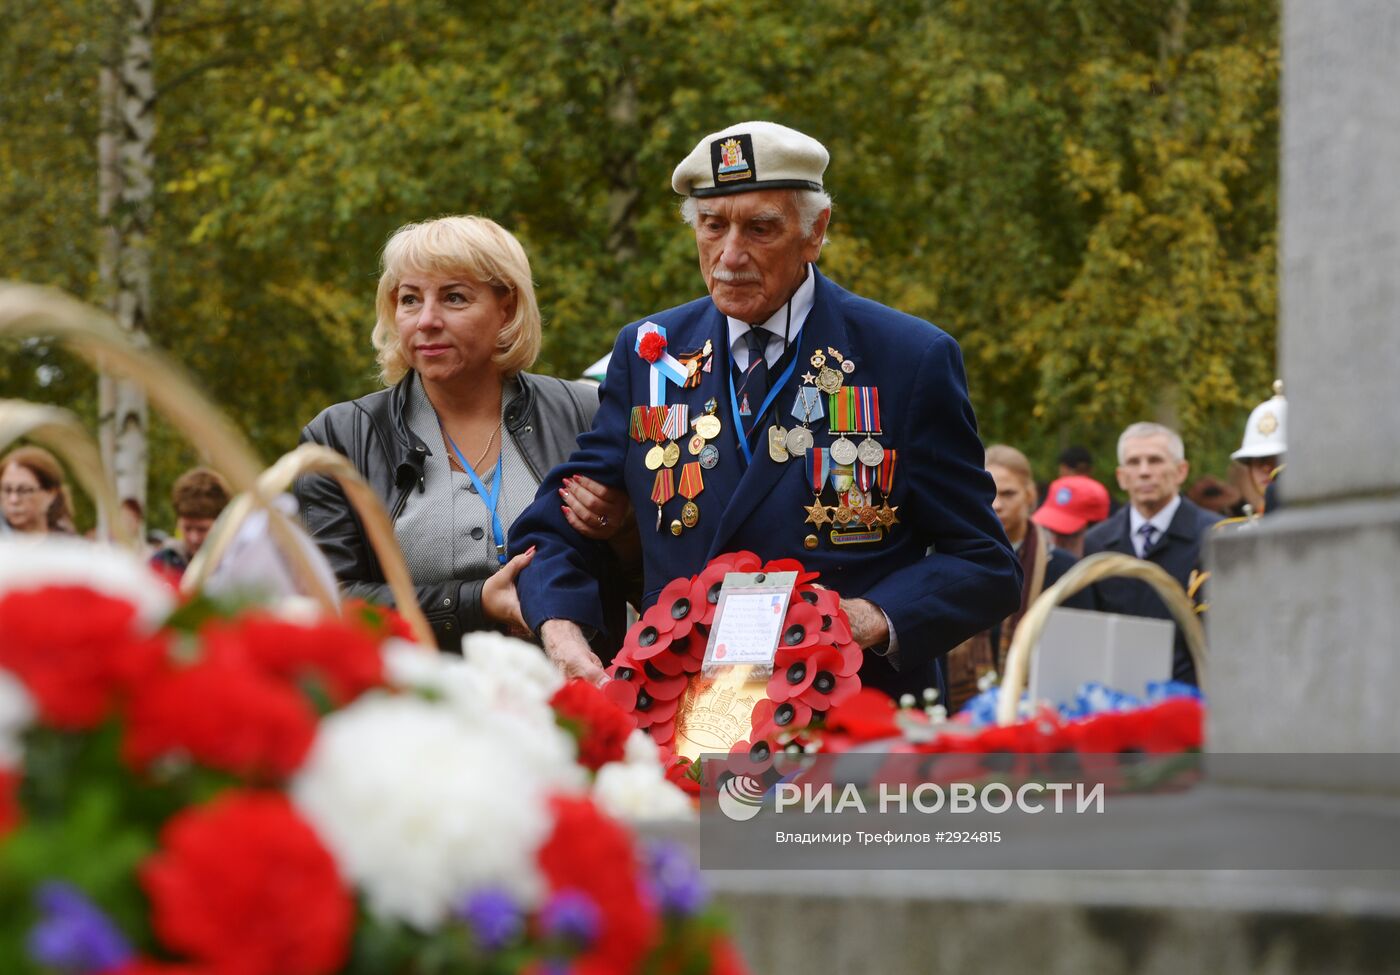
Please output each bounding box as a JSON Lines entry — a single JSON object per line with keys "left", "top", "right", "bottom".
{"left": 297, "top": 216, "right": 631, "bottom": 649}
{"left": 944, "top": 445, "right": 1084, "bottom": 711}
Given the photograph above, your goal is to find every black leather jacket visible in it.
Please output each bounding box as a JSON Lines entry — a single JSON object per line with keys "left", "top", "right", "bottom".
{"left": 295, "top": 371, "right": 612, "bottom": 649}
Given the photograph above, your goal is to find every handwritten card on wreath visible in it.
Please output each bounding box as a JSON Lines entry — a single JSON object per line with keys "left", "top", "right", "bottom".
{"left": 702, "top": 571, "right": 797, "bottom": 671}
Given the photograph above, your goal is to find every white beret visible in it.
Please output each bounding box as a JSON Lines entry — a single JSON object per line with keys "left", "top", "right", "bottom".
{"left": 671, "top": 120, "right": 829, "bottom": 198}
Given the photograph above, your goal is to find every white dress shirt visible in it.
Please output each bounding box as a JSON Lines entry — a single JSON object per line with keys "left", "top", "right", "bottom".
{"left": 727, "top": 264, "right": 815, "bottom": 370}
{"left": 1128, "top": 493, "right": 1181, "bottom": 558}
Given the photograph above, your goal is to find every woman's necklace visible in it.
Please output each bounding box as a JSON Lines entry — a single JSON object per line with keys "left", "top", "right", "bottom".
{"left": 471, "top": 421, "right": 501, "bottom": 470}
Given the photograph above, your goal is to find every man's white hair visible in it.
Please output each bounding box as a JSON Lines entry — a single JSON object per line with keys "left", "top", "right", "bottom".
{"left": 1117, "top": 422, "right": 1185, "bottom": 464}
{"left": 680, "top": 188, "right": 833, "bottom": 240}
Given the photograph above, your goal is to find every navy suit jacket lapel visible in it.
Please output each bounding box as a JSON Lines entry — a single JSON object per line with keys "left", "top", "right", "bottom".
{"left": 707, "top": 269, "right": 849, "bottom": 558}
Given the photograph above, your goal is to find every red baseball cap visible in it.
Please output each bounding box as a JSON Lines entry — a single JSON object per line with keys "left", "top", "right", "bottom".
{"left": 1033, "top": 476, "right": 1110, "bottom": 534}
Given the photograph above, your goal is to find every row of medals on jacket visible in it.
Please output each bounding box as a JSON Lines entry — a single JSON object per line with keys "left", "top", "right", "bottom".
{"left": 635, "top": 344, "right": 898, "bottom": 540}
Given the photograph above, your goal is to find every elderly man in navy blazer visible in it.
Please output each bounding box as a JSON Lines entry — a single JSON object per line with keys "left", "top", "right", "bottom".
{"left": 1083, "top": 422, "right": 1221, "bottom": 684}
{"left": 510, "top": 120, "right": 1021, "bottom": 700}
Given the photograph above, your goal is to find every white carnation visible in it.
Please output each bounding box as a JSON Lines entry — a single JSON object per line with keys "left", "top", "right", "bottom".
{"left": 0, "top": 668, "right": 34, "bottom": 768}
{"left": 458, "top": 630, "right": 563, "bottom": 705}
{"left": 381, "top": 637, "right": 582, "bottom": 788}
{"left": 0, "top": 537, "right": 172, "bottom": 627}
{"left": 623, "top": 728, "right": 662, "bottom": 767}
{"left": 593, "top": 760, "right": 695, "bottom": 822}
{"left": 292, "top": 692, "right": 561, "bottom": 930}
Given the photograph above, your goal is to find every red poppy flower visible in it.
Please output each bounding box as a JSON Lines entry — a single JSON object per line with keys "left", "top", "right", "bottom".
{"left": 646, "top": 716, "right": 678, "bottom": 751}
{"left": 631, "top": 686, "right": 681, "bottom": 731}
{"left": 750, "top": 697, "right": 813, "bottom": 743}
{"left": 773, "top": 601, "right": 822, "bottom": 653}
{"left": 123, "top": 660, "right": 318, "bottom": 780}
{"left": 638, "top": 331, "right": 668, "bottom": 363}
{"left": 641, "top": 629, "right": 705, "bottom": 677}
{"left": 201, "top": 614, "right": 383, "bottom": 707}
{"left": 832, "top": 640, "right": 862, "bottom": 677}
{"left": 0, "top": 586, "right": 169, "bottom": 729}
{"left": 823, "top": 688, "right": 899, "bottom": 742}
{"left": 551, "top": 678, "right": 637, "bottom": 772}
{"left": 796, "top": 652, "right": 861, "bottom": 713}
{"left": 724, "top": 737, "right": 776, "bottom": 778}
{"left": 620, "top": 613, "right": 674, "bottom": 663}
{"left": 653, "top": 576, "right": 702, "bottom": 640}
{"left": 602, "top": 676, "right": 639, "bottom": 712}
{"left": 688, "top": 563, "right": 733, "bottom": 627}
{"left": 537, "top": 795, "right": 660, "bottom": 975}
{"left": 140, "top": 791, "right": 353, "bottom": 975}
{"left": 762, "top": 558, "right": 821, "bottom": 586}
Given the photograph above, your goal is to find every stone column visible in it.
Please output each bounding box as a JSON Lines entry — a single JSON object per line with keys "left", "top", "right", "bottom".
{"left": 1207, "top": 0, "right": 1400, "bottom": 753}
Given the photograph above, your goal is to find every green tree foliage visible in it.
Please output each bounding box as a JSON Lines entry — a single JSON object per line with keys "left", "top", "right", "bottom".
{"left": 1, "top": 0, "right": 1278, "bottom": 526}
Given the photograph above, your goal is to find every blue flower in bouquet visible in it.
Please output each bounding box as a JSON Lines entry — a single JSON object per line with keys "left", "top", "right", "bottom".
{"left": 539, "top": 889, "right": 600, "bottom": 947}
{"left": 958, "top": 687, "right": 1030, "bottom": 729}
{"left": 1146, "top": 680, "right": 1205, "bottom": 704}
{"left": 27, "top": 881, "right": 133, "bottom": 974}
{"left": 644, "top": 840, "right": 707, "bottom": 917}
{"left": 455, "top": 888, "right": 523, "bottom": 952}
{"left": 1061, "top": 682, "right": 1143, "bottom": 720}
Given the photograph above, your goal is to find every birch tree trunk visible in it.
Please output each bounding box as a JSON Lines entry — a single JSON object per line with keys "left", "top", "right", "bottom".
{"left": 97, "top": 0, "right": 155, "bottom": 518}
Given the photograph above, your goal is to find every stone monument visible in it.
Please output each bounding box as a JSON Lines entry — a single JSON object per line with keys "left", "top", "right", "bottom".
{"left": 1208, "top": 0, "right": 1400, "bottom": 754}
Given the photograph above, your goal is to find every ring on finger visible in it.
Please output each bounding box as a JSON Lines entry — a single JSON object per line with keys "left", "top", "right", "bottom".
{"left": 598, "top": 514, "right": 608, "bottom": 527}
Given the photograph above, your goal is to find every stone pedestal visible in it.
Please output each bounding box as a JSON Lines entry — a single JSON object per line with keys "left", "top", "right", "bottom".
{"left": 1206, "top": 0, "right": 1400, "bottom": 756}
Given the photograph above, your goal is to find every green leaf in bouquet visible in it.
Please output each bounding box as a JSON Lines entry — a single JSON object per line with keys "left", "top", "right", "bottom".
{"left": 162, "top": 589, "right": 264, "bottom": 635}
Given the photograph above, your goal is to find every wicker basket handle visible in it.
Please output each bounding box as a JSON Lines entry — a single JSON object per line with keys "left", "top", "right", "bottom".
{"left": 995, "top": 552, "right": 1208, "bottom": 726}
{"left": 0, "top": 400, "right": 136, "bottom": 549}
{"left": 183, "top": 444, "right": 434, "bottom": 648}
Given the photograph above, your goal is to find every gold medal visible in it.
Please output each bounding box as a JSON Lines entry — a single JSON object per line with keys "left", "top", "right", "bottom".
{"left": 670, "top": 519, "right": 683, "bottom": 536}
{"left": 816, "top": 366, "right": 843, "bottom": 394}
{"left": 804, "top": 500, "right": 831, "bottom": 526}
{"left": 681, "top": 500, "right": 699, "bottom": 528}
{"left": 694, "top": 414, "right": 722, "bottom": 440}
{"left": 662, "top": 441, "right": 681, "bottom": 468}
{"left": 688, "top": 433, "right": 705, "bottom": 455}
{"left": 859, "top": 505, "right": 880, "bottom": 527}
{"left": 834, "top": 504, "right": 856, "bottom": 526}
{"left": 768, "top": 425, "right": 789, "bottom": 463}
{"left": 645, "top": 444, "right": 665, "bottom": 470}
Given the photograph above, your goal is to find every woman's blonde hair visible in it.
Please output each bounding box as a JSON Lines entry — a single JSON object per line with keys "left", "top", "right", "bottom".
{"left": 371, "top": 215, "right": 542, "bottom": 386}
{"left": 985, "top": 443, "right": 1038, "bottom": 508}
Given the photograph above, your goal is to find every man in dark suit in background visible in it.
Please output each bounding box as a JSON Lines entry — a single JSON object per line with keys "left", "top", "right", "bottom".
{"left": 1083, "top": 422, "right": 1221, "bottom": 684}
{"left": 510, "top": 120, "right": 1021, "bottom": 700}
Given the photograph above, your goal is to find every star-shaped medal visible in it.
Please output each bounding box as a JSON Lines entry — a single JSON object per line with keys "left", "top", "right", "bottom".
{"left": 804, "top": 500, "right": 832, "bottom": 526}
{"left": 877, "top": 502, "right": 900, "bottom": 527}
{"left": 801, "top": 372, "right": 817, "bottom": 385}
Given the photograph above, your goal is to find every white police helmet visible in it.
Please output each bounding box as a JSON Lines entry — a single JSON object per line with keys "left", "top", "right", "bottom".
{"left": 1232, "top": 382, "right": 1287, "bottom": 461}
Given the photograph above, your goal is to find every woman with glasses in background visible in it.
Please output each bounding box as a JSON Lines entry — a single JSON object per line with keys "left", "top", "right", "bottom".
{"left": 1, "top": 446, "right": 76, "bottom": 536}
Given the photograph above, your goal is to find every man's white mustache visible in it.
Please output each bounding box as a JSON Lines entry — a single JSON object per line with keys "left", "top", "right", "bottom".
{"left": 711, "top": 268, "right": 762, "bottom": 284}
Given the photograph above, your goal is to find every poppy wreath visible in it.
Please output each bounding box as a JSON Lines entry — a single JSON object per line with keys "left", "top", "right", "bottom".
{"left": 602, "top": 551, "right": 863, "bottom": 776}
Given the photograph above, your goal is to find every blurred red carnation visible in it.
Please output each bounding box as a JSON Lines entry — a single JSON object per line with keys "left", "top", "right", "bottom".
{"left": 0, "top": 586, "right": 167, "bottom": 729}
{"left": 140, "top": 791, "right": 352, "bottom": 975}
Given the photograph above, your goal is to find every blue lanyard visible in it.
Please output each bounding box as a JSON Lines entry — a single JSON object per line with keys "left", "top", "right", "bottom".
{"left": 727, "top": 324, "right": 804, "bottom": 467}
{"left": 443, "top": 430, "right": 508, "bottom": 565}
